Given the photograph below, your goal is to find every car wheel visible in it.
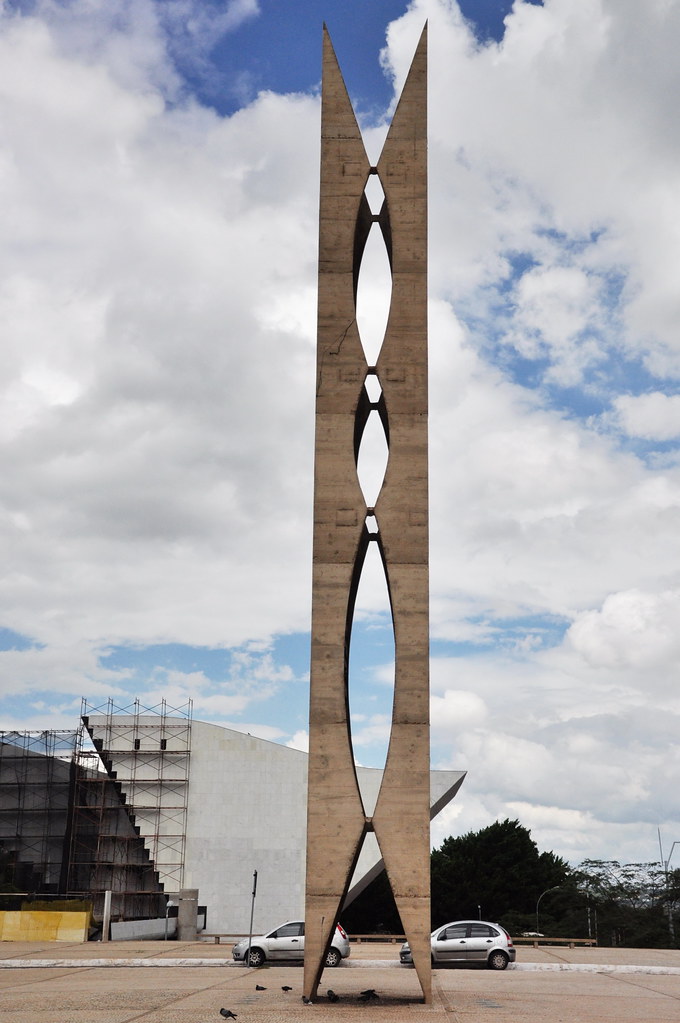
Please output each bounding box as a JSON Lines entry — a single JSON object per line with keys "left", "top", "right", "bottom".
{"left": 487, "top": 950, "right": 509, "bottom": 971}
{"left": 246, "top": 947, "right": 266, "bottom": 968}
{"left": 324, "top": 948, "right": 342, "bottom": 968}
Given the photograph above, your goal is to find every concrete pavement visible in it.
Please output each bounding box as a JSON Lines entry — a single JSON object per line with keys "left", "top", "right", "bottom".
{"left": 0, "top": 941, "right": 678, "bottom": 1022}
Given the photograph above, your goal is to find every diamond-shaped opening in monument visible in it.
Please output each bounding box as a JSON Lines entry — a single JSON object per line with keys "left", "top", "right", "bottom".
{"left": 365, "top": 512, "right": 379, "bottom": 534}
{"left": 364, "top": 371, "right": 382, "bottom": 403}
{"left": 355, "top": 223, "right": 392, "bottom": 366}
{"left": 356, "top": 409, "right": 388, "bottom": 508}
{"left": 364, "top": 171, "right": 385, "bottom": 215}
{"left": 347, "top": 539, "right": 395, "bottom": 775}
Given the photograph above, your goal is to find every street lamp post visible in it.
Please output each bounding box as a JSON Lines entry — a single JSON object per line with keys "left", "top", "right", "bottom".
{"left": 536, "top": 886, "right": 560, "bottom": 935}
{"left": 246, "top": 870, "right": 258, "bottom": 967}
{"left": 658, "top": 830, "right": 678, "bottom": 944}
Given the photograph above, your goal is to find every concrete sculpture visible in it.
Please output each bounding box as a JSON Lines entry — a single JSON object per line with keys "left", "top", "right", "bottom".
{"left": 304, "top": 26, "right": 431, "bottom": 1003}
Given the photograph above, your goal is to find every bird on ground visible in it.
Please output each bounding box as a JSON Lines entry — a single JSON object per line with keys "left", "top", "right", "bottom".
{"left": 358, "top": 988, "right": 379, "bottom": 1002}
{"left": 302, "top": 995, "right": 311, "bottom": 1003}
{"left": 281, "top": 986, "right": 292, "bottom": 992}
{"left": 219, "top": 1011, "right": 238, "bottom": 1020}
{"left": 327, "top": 989, "right": 339, "bottom": 1002}
{"left": 255, "top": 984, "right": 266, "bottom": 990}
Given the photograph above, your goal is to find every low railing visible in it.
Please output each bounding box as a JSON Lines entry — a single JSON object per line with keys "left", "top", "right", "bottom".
{"left": 199, "top": 932, "right": 408, "bottom": 945}
{"left": 513, "top": 937, "right": 597, "bottom": 947}
{"left": 199, "top": 932, "right": 597, "bottom": 949}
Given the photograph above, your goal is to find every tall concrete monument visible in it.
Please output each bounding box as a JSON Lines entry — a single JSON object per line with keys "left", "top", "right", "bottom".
{"left": 304, "top": 26, "right": 431, "bottom": 1003}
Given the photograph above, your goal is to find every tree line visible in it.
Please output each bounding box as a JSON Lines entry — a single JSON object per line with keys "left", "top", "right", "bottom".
{"left": 340, "top": 819, "right": 680, "bottom": 948}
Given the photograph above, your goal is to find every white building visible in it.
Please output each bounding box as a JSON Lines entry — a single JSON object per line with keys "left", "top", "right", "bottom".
{"left": 84, "top": 711, "right": 465, "bottom": 933}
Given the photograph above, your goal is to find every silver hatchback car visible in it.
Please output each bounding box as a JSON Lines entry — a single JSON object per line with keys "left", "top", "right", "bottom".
{"left": 400, "top": 919, "right": 515, "bottom": 970}
{"left": 233, "top": 920, "right": 350, "bottom": 968}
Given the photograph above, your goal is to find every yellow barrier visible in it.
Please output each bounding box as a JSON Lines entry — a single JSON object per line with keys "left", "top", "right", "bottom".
{"left": 0, "top": 910, "right": 90, "bottom": 942}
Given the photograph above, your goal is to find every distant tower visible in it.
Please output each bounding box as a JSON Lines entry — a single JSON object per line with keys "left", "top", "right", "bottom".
{"left": 304, "top": 26, "right": 431, "bottom": 1003}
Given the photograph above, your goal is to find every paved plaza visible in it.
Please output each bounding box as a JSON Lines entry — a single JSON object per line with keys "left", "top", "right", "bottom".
{"left": 0, "top": 940, "right": 679, "bottom": 1023}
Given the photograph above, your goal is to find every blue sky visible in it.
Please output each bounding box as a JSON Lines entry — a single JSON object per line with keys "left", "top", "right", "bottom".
{"left": 2, "top": 0, "right": 680, "bottom": 866}
{"left": 177, "top": 0, "right": 530, "bottom": 114}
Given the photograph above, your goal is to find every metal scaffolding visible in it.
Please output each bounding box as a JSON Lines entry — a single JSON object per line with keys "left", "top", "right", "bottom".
{"left": 0, "top": 700, "right": 192, "bottom": 924}
{"left": 67, "top": 719, "right": 164, "bottom": 921}
{"left": 79, "top": 698, "right": 192, "bottom": 903}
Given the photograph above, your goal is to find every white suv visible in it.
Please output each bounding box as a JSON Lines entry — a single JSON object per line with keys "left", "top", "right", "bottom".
{"left": 233, "top": 920, "right": 350, "bottom": 968}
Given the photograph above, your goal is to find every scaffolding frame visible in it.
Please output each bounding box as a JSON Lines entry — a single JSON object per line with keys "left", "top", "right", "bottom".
{"left": 79, "top": 698, "right": 192, "bottom": 904}
{"left": 0, "top": 701, "right": 192, "bottom": 922}
{"left": 66, "top": 720, "right": 164, "bottom": 921}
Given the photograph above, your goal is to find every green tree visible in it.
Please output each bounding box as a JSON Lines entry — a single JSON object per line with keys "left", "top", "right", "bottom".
{"left": 431, "top": 818, "right": 570, "bottom": 928}
{"left": 343, "top": 836, "right": 680, "bottom": 946}
{"left": 344, "top": 819, "right": 571, "bottom": 934}
{"left": 574, "top": 859, "right": 677, "bottom": 948}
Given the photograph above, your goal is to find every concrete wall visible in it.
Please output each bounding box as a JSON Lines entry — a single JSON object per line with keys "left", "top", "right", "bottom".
{"left": 183, "top": 723, "right": 308, "bottom": 935}
{"left": 111, "top": 917, "right": 176, "bottom": 941}
{"left": 183, "top": 723, "right": 464, "bottom": 934}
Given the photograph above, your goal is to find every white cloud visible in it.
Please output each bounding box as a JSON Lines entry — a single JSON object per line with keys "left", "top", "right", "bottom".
{"left": 428, "top": 320, "right": 667, "bottom": 629}
{"left": 0, "top": 642, "right": 130, "bottom": 697}
{"left": 388, "top": 0, "right": 680, "bottom": 379}
{"left": 0, "top": 7, "right": 320, "bottom": 662}
{"left": 567, "top": 589, "right": 680, "bottom": 670}
{"left": 9, "top": 0, "right": 260, "bottom": 100}
{"left": 430, "top": 689, "right": 488, "bottom": 736}
{"left": 286, "top": 729, "right": 309, "bottom": 752}
{"left": 350, "top": 714, "right": 392, "bottom": 749}
{"left": 502, "top": 265, "right": 607, "bottom": 387}
{"left": 612, "top": 392, "right": 680, "bottom": 440}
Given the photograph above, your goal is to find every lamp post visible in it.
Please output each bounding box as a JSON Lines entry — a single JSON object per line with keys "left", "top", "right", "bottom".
{"left": 658, "top": 830, "right": 678, "bottom": 944}
{"left": 536, "top": 886, "right": 560, "bottom": 935}
{"left": 246, "top": 870, "right": 258, "bottom": 967}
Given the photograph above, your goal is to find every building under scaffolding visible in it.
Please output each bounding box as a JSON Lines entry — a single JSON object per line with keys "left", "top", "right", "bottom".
{"left": 0, "top": 699, "right": 191, "bottom": 922}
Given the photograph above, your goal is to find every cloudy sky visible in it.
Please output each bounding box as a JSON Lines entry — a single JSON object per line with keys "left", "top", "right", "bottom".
{"left": 2, "top": 0, "right": 680, "bottom": 869}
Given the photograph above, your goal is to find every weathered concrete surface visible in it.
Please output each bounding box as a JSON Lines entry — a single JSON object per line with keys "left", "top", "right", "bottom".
{"left": 305, "top": 25, "right": 431, "bottom": 1004}
{"left": 0, "top": 942, "right": 679, "bottom": 1022}
{"left": 304, "top": 27, "right": 374, "bottom": 1000}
